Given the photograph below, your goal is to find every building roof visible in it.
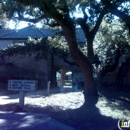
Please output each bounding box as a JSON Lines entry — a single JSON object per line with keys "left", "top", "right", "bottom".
{"left": 0, "top": 26, "right": 86, "bottom": 42}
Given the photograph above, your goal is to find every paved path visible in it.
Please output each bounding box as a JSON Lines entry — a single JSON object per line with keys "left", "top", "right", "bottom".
{"left": 0, "top": 111, "right": 75, "bottom": 130}
{"left": 0, "top": 89, "right": 76, "bottom": 130}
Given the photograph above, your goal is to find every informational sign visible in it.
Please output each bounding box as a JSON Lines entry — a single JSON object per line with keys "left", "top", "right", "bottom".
{"left": 8, "top": 80, "right": 37, "bottom": 91}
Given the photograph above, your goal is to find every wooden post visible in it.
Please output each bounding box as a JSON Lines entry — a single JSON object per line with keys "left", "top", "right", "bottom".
{"left": 19, "top": 91, "right": 25, "bottom": 108}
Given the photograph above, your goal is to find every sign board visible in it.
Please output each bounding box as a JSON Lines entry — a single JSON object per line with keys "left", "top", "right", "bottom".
{"left": 8, "top": 80, "right": 37, "bottom": 91}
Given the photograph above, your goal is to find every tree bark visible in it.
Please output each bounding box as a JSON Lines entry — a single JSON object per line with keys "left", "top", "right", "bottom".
{"left": 62, "top": 26, "right": 98, "bottom": 97}
{"left": 76, "top": 18, "right": 95, "bottom": 61}
{"left": 83, "top": 62, "right": 98, "bottom": 97}
{"left": 87, "top": 39, "right": 94, "bottom": 61}
{"left": 76, "top": 8, "right": 105, "bottom": 61}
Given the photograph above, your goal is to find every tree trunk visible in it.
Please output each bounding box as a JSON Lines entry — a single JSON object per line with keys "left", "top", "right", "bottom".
{"left": 62, "top": 26, "right": 98, "bottom": 98}
{"left": 87, "top": 39, "right": 94, "bottom": 61}
{"left": 83, "top": 62, "right": 98, "bottom": 98}
{"left": 81, "top": 60, "right": 98, "bottom": 104}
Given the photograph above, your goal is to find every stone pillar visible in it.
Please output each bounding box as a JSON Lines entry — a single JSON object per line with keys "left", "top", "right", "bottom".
{"left": 60, "top": 69, "right": 67, "bottom": 92}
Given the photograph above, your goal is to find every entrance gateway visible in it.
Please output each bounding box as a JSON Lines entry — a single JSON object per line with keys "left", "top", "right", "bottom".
{"left": 8, "top": 80, "right": 37, "bottom": 109}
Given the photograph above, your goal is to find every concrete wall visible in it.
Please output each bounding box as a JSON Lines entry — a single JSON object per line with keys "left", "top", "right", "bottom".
{"left": 0, "top": 39, "right": 53, "bottom": 89}
{"left": 0, "top": 53, "right": 48, "bottom": 89}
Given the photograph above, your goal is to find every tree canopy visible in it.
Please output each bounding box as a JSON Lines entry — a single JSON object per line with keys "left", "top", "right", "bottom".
{"left": 1, "top": 0, "right": 130, "bottom": 97}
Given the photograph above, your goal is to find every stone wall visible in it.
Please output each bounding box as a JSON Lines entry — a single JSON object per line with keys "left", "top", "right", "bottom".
{"left": 0, "top": 53, "right": 48, "bottom": 89}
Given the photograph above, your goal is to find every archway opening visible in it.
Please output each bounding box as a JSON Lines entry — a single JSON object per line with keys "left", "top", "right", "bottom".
{"left": 56, "top": 69, "right": 73, "bottom": 92}
{"left": 64, "top": 71, "right": 72, "bottom": 86}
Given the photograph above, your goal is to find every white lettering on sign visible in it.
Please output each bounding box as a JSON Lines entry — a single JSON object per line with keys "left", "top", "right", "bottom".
{"left": 8, "top": 80, "right": 37, "bottom": 91}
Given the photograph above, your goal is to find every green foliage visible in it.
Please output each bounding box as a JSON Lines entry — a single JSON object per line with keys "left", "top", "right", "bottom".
{"left": 0, "top": 38, "right": 50, "bottom": 60}
{"left": 1, "top": 0, "right": 130, "bottom": 79}
{"left": 48, "top": 35, "right": 71, "bottom": 60}
{"left": 93, "top": 19, "right": 130, "bottom": 73}
{"left": 48, "top": 35, "right": 68, "bottom": 51}
{"left": 1, "top": 0, "right": 130, "bottom": 55}
{"left": 0, "top": 34, "right": 71, "bottom": 62}
{"left": 1, "top": 0, "right": 130, "bottom": 29}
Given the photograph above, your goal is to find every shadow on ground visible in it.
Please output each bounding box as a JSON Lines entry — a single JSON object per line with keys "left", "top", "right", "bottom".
{"left": 0, "top": 97, "right": 121, "bottom": 130}
{"left": 98, "top": 86, "right": 130, "bottom": 104}
{"left": 0, "top": 111, "right": 75, "bottom": 130}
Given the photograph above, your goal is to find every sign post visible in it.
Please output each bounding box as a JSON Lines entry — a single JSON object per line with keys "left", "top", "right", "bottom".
{"left": 8, "top": 80, "right": 37, "bottom": 109}
{"left": 19, "top": 91, "right": 25, "bottom": 108}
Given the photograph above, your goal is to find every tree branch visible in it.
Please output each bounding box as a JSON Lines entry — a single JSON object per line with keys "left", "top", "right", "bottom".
{"left": 92, "top": 8, "right": 106, "bottom": 37}
{"left": 82, "top": 7, "right": 88, "bottom": 23}
{"left": 63, "top": 56, "right": 79, "bottom": 66}
{"left": 76, "top": 18, "right": 90, "bottom": 38}
{"left": 76, "top": 7, "right": 90, "bottom": 36}
{"left": 48, "top": 22, "right": 60, "bottom": 27}
{"left": 16, "top": 0, "right": 35, "bottom": 6}
{"left": 41, "top": 1, "right": 65, "bottom": 25}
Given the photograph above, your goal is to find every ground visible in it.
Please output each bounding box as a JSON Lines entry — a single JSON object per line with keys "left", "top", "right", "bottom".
{"left": 0, "top": 87, "right": 130, "bottom": 130}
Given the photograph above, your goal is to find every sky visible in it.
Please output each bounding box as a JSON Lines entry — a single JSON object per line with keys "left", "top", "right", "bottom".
{"left": 8, "top": 20, "right": 28, "bottom": 29}
{"left": 8, "top": 20, "right": 42, "bottom": 29}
